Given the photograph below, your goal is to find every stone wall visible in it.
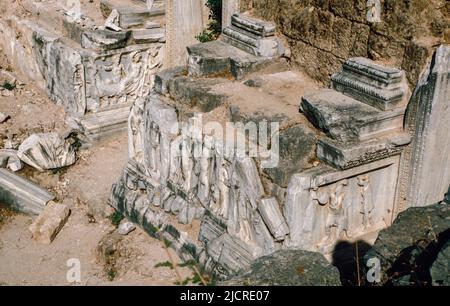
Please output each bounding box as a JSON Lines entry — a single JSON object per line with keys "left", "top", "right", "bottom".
{"left": 249, "top": 0, "right": 450, "bottom": 86}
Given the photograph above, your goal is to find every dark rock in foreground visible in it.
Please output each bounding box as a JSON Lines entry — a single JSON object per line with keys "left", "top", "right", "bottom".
{"left": 430, "top": 240, "right": 450, "bottom": 286}
{"left": 220, "top": 250, "right": 341, "bottom": 286}
{"left": 364, "top": 202, "right": 450, "bottom": 286}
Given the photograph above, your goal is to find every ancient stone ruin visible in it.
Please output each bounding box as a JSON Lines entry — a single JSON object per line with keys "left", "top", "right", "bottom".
{"left": 106, "top": 3, "right": 449, "bottom": 279}
{"left": 0, "top": 0, "right": 166, "bottom": 141}
{"left": 0, "top": 0, "right": 449, "bottom": 285}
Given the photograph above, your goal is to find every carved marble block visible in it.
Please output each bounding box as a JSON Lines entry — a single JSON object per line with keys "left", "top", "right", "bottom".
{"left": 331, "top": 57, "right": 408, "bottom": 111}
{"left": 302, "top": 60, "right": 411, "bottom": 170}
{"left": 400, "top": 45, "right": 450, "bottom": 210}
{"left": 222, "top": 13, "right": 282, "bottom": 58}
{"left": 284, "top": 157, "right": 400, "bottom": 253}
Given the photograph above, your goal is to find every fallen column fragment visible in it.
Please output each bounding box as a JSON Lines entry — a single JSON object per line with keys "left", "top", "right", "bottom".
{"left": 29, "top": 201, "right": 71, "bottom": 244}
{"left": 0, "top": 168, "right": 55, "bottom": 215}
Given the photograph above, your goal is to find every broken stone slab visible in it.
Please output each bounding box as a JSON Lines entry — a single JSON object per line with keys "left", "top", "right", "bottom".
{"left": 6, "top": 155, "right": 23, "bottom": 172}
{"left": 220, "top": 249, "right": 341, "bottom": 286}
{"left": 263, "top": 124, "right": 317, "bottom": 188}
{"left": 104, "top": 9, "right": 122, "bottom": 32}
{"left": 167, "top": 76, "right": 228, "bottom": 112}
{"left": 445, "top": 186, "right": 450, "bottom": 204}
{"left": 0, "top": 112, "right": 10, "bottom": 123}
{"left": 317, "top": 133, "right": 411, "bottom": 170}
{"left": 17, "top": 133, "right": 76, "bottom": 171}
{"left": 331, "top": 57, "right": 408, "bottom": 111}
{"left": 29, "top": 201, "right": 70, "bottom": 244}
{"left": 81, "top": 29, "right": 131, "bottom": 51}
{"left": 258, "top": 197, "right": 289, "bottom": 241}
{"left": 301, "top": 89, "right": 405, "bottom": 142}
{"left": 0, "top": 149, "right": 18, "bottom": 168}
{"left": 0, "top": 168, "right": 55, "bottom": 215}
{"left": 230, "top": 13, "right": 276, "bottom": 38}
{"left": 132, "top": 28, "right": 165, "bottom": 44}
{"left": 222, "top": 27, "right": 281, "bottom": 58}
{"left": 206, "top": 233, "right": 258, "bottom": 278}
{"left": 154, "top": 66, "right": 187, "bottom": 95}
{"left": 118, "top": 221, "right": 136, "bottom": 235}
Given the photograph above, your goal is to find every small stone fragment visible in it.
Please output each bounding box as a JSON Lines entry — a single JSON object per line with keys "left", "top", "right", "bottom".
{"left": 117, "top": 221, "right": 136, "bottom": 235}
{"left": 0, "top": 112, "right": 10, "bottom": 123}
{"left": 6, "top": 155, "right": 23, "bottom": 172}
{"left": 29, "top": 202, "right": 71, "bottom": 244}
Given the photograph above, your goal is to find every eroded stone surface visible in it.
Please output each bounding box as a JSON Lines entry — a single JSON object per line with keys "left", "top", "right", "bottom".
{"left": 18, "top": 133, "right": 76, "bottom": 171}
{"left": 29, "top": 201, "right": 71, "bottom": 245}
{"left": 0, "top": 168, "right": 55, "bottom": 215}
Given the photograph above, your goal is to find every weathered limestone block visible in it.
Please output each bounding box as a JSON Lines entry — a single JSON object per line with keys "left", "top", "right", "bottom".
{"left": 0, "top": 168, "right": 55, "bottom": 215}
{"left": 331, "top": 57, "right": 409, "bottom": 111}
{"left": 258, "top": 198, "right": 289, "bottom": 241}
{"left": 0, "top": 3, "right": 165, "bottom": 142}
{"left": 81, "top": 29, "right": 131, "bottom": 51}
{"left": 222, "top": 0, "right": 241, "bottom": 30}
{"left": 400, "top": 45, "right": 450, "bottom": 209}
{"left": 263, "top": 124, "right": 317, "bottom": 188}
{"left": 0, "top": 112, "right": 9, "bottom": 123}
{"left": 445, "top": 186, "right": 450, "bottom": 204}
{"left": 284, "top": 156, "right": 400, "bottom": 253}
{"left": 29, "top": 202, "right": 70, "bottom": 245}
{"left": 431, "top": 240, "right": 450, "bottom": 286}
{"left": 154, "top": 66, "right": 187, "bottom": 95}
{"left": 166, "top": 76, "right": 228, "bottom": 112}
{"left": 0, "top": 150, "right": 18, "bottom": 168}
{"left": 17, "top": 133, "right": 76, "bottom": 171}
{"left": 364, "top": 202, "right": 450, "bottom": 285}
{"left": 222, "top": 14, "right": 283, "bottom": 58}
{"left": 187, "top": 41, "right": 272, "bottom": 79}
{"left": 317, "top": 133, "right": 411, "bottom": 170}
{"left": 301, "top": 89, "right": 404, "bottom": 142}
{"left": 301, "top": 58, "right": 410, "bottom": 172}
{"left": 118, "top": 221, "right": 136, "bottom": 235}
{"left": 132, "top": 28, "right": 165, "bottom": 44}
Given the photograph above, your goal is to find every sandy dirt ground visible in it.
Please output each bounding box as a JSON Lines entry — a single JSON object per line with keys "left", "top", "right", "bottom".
{"left": 0, "top": 49, "right": 194, "bottom": 286}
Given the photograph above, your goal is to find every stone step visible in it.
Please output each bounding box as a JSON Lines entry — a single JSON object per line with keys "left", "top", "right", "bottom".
{"left": 0, "top": 169, "right": 55, "bottom": 215}
{"left": 317, "top": 133, "right": 411, "bottom": 170}
{"left": 331, "top": 57, "right": 408, "bottom": 111}
{"left": 301, "top": 89, "right": 405, "bottom": 143}
{"left": 132, "top": 28, "right": 165, "bottom": 44}
{"left": 231, "top": 13, "right": 276, "bottom": 38}
{"left": 72, "top": 105, "right": 133, "bottom": 142}
{"left": 187, "top": 41, "right": 273, "bottom": 80}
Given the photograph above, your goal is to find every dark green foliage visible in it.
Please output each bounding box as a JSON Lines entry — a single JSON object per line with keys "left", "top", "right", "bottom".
{"left": 1, "top": 81, "right": 15, "bottom": 91}
{"left": 196, "top": 0, "right": 222, "bottom": 42}
{"left": 154, "top": 261, "right": 174, "bottom": 269}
